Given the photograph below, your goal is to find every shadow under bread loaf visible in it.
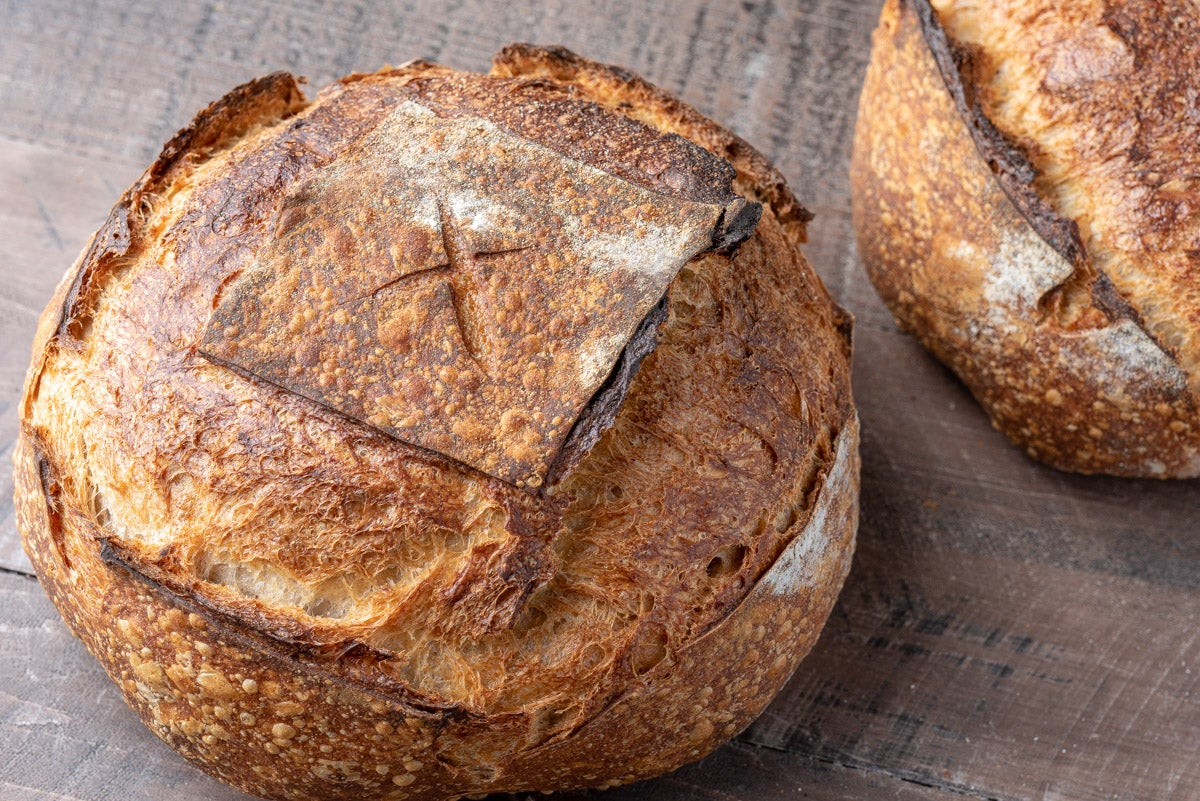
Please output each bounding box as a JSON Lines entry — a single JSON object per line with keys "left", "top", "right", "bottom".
{"left": 852, "top": 0, "right": 1200, "bottom": 477}
{"left": 15, "top": 44, "right": 859, "bottom": 800}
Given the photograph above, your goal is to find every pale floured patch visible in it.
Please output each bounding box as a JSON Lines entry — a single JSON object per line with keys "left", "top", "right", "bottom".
{"left": 580, "top": 223, "right": 709, "bottom": 281}
{"left": 448, "top": 189, "right": 513, "bottom": 234}
{"left": 577, "top": 332, "right": 629, "bottom": 389}
{"left": 1061, "top": 319, "right": 1188, "bottom": 393}
{"left": 405, "top": 196, "right": 441, "bottom": 233}
{"left": 395, "top": 98, "right": 435, "bottom": 118}
{"left": 970, "top": 223, "right": 1187, "bottom": 396}
{"left": 761, "top": 417, "right": 858, "bottom": 597}
{"left": 977, "top": 227, "right": 1073, "bottom": 330}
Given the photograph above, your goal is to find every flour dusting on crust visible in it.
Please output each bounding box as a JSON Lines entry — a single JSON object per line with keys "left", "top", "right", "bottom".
{"left": 762, "top": 418, "right": 858, "bottom": 598}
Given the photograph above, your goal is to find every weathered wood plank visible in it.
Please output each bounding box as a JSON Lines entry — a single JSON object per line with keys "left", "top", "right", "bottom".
{"left": 0, "top": 0, "right": 878, "bottom": 178}
{"left": 549, "top": 739, "right": 961, "bottom": 801}
{"left": 746, "top": 538, "right": 1200, "bottom": 801}
{"left": 852, "top": 324, "right": 1200, "bottom": 588}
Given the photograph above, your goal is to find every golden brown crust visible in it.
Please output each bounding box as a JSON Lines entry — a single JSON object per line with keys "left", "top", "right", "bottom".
{"left": 931, "top": 0, "right": 1200, "bottom": 381}
{"left": 197, "top": 68, "right": 757, "bottom": 490}
{"left": 851, "top": 0, "right": 1200, "bottom": 477}
{"left": 16, "top": 45, "right": 858, "bottom": 800}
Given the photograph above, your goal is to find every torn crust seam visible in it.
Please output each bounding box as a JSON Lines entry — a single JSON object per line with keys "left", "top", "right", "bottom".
{"left": 911, "top": 0, "right": 1175, "bottom": 358}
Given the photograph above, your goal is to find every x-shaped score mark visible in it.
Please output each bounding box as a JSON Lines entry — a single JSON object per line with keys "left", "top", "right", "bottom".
{"left": 345, "top": 197, "right": 530, "bottom": 378}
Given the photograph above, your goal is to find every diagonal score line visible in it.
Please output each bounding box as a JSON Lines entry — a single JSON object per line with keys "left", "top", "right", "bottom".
{"left": 330, "top": 195, "right": 536, "bottom": 378}
{"left": 337, "top": 259, "right": 452, "bottom": 309}
{"left": 437, "top": 196, "right": 489, "bottom": 375}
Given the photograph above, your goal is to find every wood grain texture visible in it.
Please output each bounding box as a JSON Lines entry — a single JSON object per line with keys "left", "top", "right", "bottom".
{"left": 748, "top": 540, "right": 1200, "bottom": 800}
{"left": 1, "top": 0, "right": 1197, "bottom": 800}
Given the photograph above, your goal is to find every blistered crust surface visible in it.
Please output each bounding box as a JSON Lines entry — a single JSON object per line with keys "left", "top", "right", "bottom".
{"left": 16, "top": 46, "right": 857, "bottom": 800}
{"left": 852, "top": 0, "right": 1200, "bottom": 477}
{"left": 201, "top": 73, "right": 755, "bottom": 490}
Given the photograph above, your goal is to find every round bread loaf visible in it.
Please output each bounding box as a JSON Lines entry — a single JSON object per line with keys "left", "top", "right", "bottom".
{"left": 15, "top": 45, "right": 858, "bottom": 800}
{"left": 852, "top": 0, "right": 1200, "bottom": 477}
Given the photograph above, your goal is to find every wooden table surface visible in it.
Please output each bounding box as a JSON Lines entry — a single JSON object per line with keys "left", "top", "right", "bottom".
{"left": 2, "top": 1, "right": 1197, "bottom": 800}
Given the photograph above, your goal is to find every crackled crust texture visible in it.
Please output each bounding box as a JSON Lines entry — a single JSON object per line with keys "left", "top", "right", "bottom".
{"left": 852, "top": 0, "right": 1200, "bottom": 477}
{"left": 16, "top": 45, "right": 858, "bottom": 800}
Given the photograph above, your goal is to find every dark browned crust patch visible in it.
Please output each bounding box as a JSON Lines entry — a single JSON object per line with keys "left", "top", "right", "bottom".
{"left": 405, "top": 72, "right": 744, "bottom": 209}
{"left": 493, "top": 44, "right": 812, "bottom": 234}
{"left": 154, "top": 72, "right": 307, "bottom": 184}
{"left": 57, "top": 73, "right": 306, "bottom": 346}
{"left": 57, "top": 202, "right": 132, "bottom": 342}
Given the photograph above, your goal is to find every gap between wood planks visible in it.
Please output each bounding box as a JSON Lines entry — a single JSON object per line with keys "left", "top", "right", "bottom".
{"left": 0, "top": 564, "right": 35, "bottom": 580}
{"left": 735, "top": 739, "right": 1006, "bottom": 801}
